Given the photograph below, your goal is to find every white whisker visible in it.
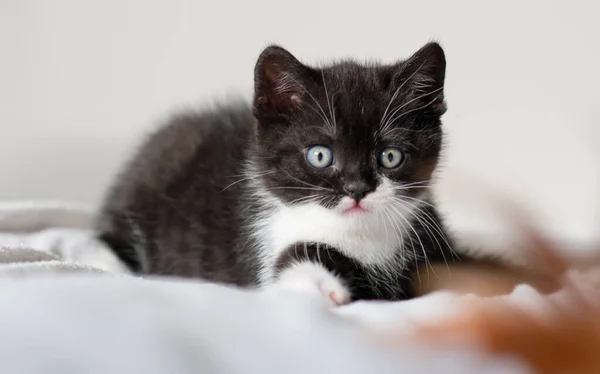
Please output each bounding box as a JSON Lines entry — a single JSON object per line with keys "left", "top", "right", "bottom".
{"left": 283, "top": 170, "right": 334, "bottom": 191}
{"left": 380, "top": 87, "right": 444, "bottom": 136}
{"left": 389, "top": 92, "right": 443, "bottom": 123}
{"left": 300, "top": 85, "right": 333, "bottom": 133}
{"left": 388, "top": 200, "right": 436, "bottom": 281}
{"left": 266, "top": 187, "right": 333, "bottom": 192}
{"left": 380, "top": 203, "right": 413, "bottom": 279}
{"left": 378, "top": 62, "right": 426, "bottom": 131}
{"left": 221, "top": 170, "right": 275, "bottom": 192}
{"left": 289, "top": 193, "right": 324, "bottom": 206}
{"left": 321, "top": 70, "right": 337, "bottom": 135}
{"left": 400, "top": 196, "right": 457, "bottom": 260}
{"left": 394, "top": 197, "right": 448, "bottom": 272}
{"left": 316, "top": 242, "right": 322, "bottom": 264}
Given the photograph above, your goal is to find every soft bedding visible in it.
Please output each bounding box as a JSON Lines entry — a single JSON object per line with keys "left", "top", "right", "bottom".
{"left": 0, "top": 200, "right": 595, "bottom": 373}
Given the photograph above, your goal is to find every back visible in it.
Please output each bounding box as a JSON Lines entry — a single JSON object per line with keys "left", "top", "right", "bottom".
{"left": 96, "top": 103, "right": 258, "bottom": 284}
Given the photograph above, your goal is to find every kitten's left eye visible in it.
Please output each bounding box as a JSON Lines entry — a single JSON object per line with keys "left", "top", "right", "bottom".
{"left": 306, "top": 146, "right": 333, "bottom": 168}
{"left": 378, "top": 148, "right": 403, "bottom": 169}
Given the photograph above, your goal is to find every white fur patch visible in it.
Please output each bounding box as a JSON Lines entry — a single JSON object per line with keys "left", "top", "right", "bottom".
{"left": 248, "top": 172, "right": 417, "bottom": 284}
{"left": 274, "top": 261, "right": 351, "bottom": 307}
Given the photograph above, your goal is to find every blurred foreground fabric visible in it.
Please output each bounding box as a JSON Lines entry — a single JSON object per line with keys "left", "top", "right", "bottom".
{"left": 0, "top": 199, "right": 598, "bottom": 373}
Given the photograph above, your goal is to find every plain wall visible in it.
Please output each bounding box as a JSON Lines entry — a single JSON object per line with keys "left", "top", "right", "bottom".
{"left": 1, "top": 0, "right": 599, "bottom": 236}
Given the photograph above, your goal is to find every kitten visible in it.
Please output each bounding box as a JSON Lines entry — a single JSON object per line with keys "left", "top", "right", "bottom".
{"left": 96, "top": 42, "right": 457, "bottom": 305}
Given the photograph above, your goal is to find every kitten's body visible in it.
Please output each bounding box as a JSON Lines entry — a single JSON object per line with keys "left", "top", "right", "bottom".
{"left": 97, "top": 43, "right": 458, "bottom": 303}
{"left": 98, "top": 105, "right": 259, "bottom": 284}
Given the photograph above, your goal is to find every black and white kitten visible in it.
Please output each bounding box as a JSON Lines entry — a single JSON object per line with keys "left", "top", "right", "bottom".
{"left": 97, "top": 42, "right": 457, "bottom": 305}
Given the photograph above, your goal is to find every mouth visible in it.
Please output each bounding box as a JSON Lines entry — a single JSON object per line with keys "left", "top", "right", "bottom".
{"left": 342, "top": 203, "right": 369, "bottom": 215}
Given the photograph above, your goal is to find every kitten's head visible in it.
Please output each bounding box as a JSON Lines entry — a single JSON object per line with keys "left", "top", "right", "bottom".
{"left": 252, "top": 42, "right": 446, "bottom": 217}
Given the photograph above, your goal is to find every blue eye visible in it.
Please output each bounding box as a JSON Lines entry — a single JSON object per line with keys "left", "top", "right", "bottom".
{"left": 306, "top": 146, "right": 333, "bottom": 168}
{"left": 378, "top": 148, "right": 403, "bottom": 169}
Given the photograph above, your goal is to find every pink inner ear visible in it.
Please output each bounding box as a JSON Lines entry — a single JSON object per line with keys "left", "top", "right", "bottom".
{"left": 264, "top": 65, "right": 282, "bottom": 87}
{"left": 273, "top": 71, "right": 300, "bottom": 94}
{"left": 269, "top": 70, "right": 304, "bottom": 108}
{"left": 256, "top": 52, "right": 305, "bottom": 113}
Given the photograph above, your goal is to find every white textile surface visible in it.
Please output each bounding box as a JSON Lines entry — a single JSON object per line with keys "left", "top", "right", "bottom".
{"left": 0, "top": 201, "right": 535, "bottom": 374}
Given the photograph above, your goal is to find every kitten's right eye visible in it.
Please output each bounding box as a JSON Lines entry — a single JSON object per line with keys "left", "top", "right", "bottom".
{"left": 306, "top": 146, "right": 333, "bottom": 168}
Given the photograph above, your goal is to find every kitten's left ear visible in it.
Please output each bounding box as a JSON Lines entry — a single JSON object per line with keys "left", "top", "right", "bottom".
{"left": 253, "top": 45, "right": 309, "bottom": 120}
{"left": 395, "top": 42, "right": 447, "bottom": 115}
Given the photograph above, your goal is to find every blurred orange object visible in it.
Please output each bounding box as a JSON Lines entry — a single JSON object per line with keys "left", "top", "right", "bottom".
{"left": 410, "top": 219, "right": 600, "bottom": 373}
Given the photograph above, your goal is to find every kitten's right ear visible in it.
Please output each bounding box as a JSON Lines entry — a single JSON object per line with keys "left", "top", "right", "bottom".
{"left": 253, "top": 46, "right": 307, "bottom": 119}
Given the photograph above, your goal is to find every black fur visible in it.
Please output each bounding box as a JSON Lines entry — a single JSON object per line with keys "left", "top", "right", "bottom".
{"left": 96, "top": 42, "right": 459, "bottom": 300}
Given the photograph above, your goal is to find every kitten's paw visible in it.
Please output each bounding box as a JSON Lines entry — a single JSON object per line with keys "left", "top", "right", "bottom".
{"left": 274, "top": 262, "right": 351, "bottom": 307}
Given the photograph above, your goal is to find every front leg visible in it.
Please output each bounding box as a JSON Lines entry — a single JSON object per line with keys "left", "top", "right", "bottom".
{"left": 272, "top": 242, "right": 363, "bottom": 307}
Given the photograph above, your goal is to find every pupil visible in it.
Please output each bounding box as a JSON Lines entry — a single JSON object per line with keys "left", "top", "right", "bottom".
{"left": 317, "top": 152, "right": 323, "bottom": 161}
{"left": 387, "top": 153, "right": 394, "bottom": 162}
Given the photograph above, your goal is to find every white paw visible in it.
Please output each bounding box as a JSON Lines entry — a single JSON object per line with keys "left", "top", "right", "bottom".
{"left": 274, "top": 262, "right": 351, "bottom": 307}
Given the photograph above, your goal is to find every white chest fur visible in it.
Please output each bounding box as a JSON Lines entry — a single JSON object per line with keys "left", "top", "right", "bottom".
{"left": 250, "top": 187, "right": 415, "bottom": 284}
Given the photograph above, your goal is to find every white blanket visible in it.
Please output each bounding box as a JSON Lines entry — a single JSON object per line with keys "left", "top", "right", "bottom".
{"left": 0, "top": 200, "right": 553, "bottom": 374}
{"left": 0, "top": 201, "right": 128, "bottom": 276}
